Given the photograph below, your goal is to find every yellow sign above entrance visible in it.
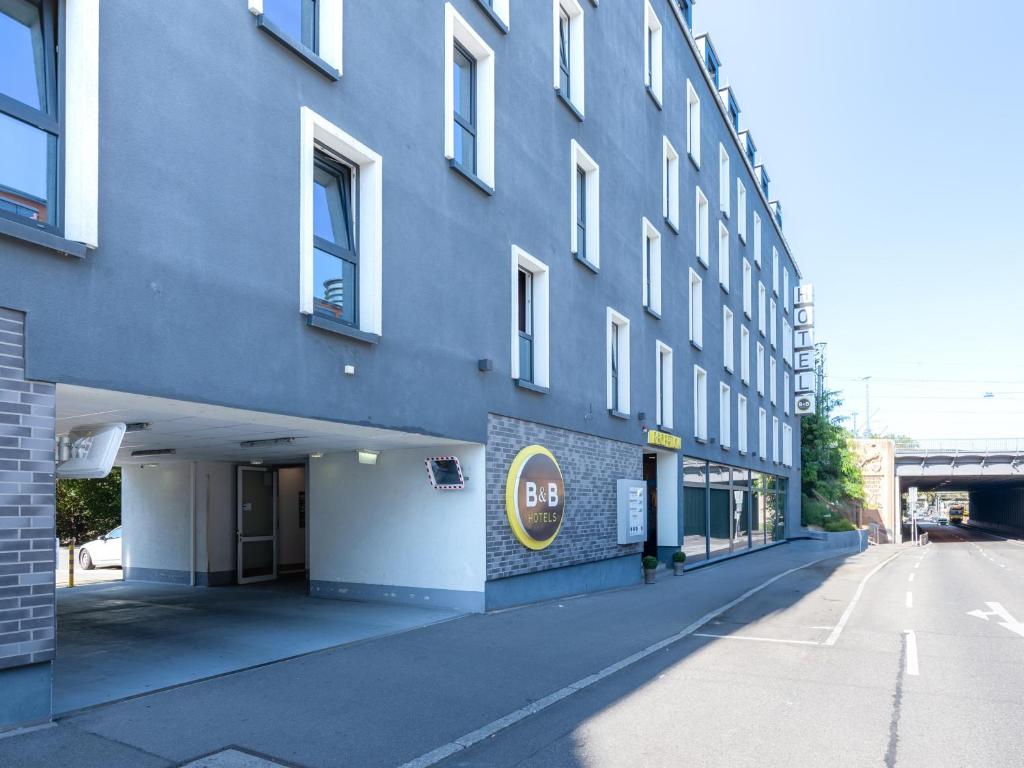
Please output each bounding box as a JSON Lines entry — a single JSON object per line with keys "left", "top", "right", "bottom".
{"left": 646, "top": 430, "right": 681, "bottom": 450}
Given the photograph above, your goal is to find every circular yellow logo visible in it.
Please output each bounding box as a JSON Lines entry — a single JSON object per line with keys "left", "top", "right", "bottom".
{"left": 505, "top": 445, "right": 565, "bottom": 550}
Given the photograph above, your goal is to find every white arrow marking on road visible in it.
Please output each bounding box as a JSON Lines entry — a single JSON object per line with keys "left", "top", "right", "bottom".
{"left": 904, "top": 630, "right": 919, "bottom": 676}
{"left": 906, "top": 591, "right": 913, "bottom": 608}
{"left": 966, "top": 602, "right": 1024, "bottom": 639}
{"left": 908, "top": 573, "right": 915, "bottom": 583}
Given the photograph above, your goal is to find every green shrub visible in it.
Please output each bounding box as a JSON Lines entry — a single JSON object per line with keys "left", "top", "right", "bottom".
{"left": 802, "top": 495, "right": 830, "bottom": 528}
{"left": 823, "top": 517, "right": 856, "bottom": 532}
{"left": 672, "top": 550, "right": 686, "bottom": 563}
{"left": 642, "top": 555, "right": 659, "bottom": 570}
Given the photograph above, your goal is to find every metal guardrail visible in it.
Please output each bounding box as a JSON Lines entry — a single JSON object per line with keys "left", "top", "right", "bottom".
{"left": 895, "top": 438, "right": 1024, "bottom": 454}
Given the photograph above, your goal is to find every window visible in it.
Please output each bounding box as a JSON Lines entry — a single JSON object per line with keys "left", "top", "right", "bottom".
{"left": 300, "top": 107, "right": 382, "bottom": 338}
{"left": 742, "top": 259, "right": 752, "bottom": 318}
{"left": 686, "top": 80, "right": 701, "bottom": 167}
{"left": 770, "top": 298, "right": 777, "bottom": 348}
{"left": 570, "top": 140, "right": 600, "bottom": 268}
{"left": 724, "top": 90, "right": 740, "bottom": 132}
{"left": 783, "top": 319, "right": 792, "bottom": 366}
{"left": 694, "top": 366, "right": 708, "bottom": 441}
{"left": 758, "top": 407, "right": 767, "bottom": 459}
{"left": 607, "top": 309, "right": 631, "bottom": 414}
{"left": 784, "top": 372, "right": 790, "bottom": 416}
{"left": 251, "top": 0, "right": 344, "bottom": 77}
{"left": 740, "top": 326, "right": 750, "bottom": 384}
{"left": 758, "top": 282, "right": 766, "bottom": 336}
{"left": 663, "top": 137, "right": 679, "bottom": 230}
{"left": 772, "top": 247, "right": 779, "bottom": 295}
{"left": 0, "top": 0, "right": 97, "bottom": 249}
{"left": 753, "top": 212, "right": 761, "bottom": 267}
{"left": 757, "top": 164, "right": 770, "bottom": 198}
{"left": 723, "top": 306, "right": 734, "bottom": 373}
{"left": 783, "top": 268, "right": 791, "bottom": 314}
{"left": 783, "top": 423, "right": 793, "bottom": 467}
{"left": 696, "top": 34, "right": 721, "bottom": 88}
{"left": 737, "top": 180, "right": 747, "bottom": 242}
{"left": 673, "top": 0, "right": 692, "bottom": 28}
{"left": 444, "top": 3, "right": 495, "bottom": 190}
{"left": 553, "top": 0, "right": 584, "bottom": 115}
{"left": 476, "top": 0, "right": 510, "bottom": 29}
{"left": 642, "top": 218, "right": 662, "bottom": 316}
{"left": 771, "top": 200, "right": 783, "bottom": 228}
{"left": 770, "top": 357, "right": 777, "bottom": 404}
{"left": 511, "top": 246, "right": 550, "bottom": 389}
{"left": 688, "top": 269, "right": 702, "bottom": 348}
{"left": 718, "top": 221, "right": 729, "bottom": 291}
{"left": 772, "top": 416, "right": 779, "bottom": 463}
{"left": 643, "top": 0, "right": 663, "bottom": 106}
{"left": 719, "top": 383, "right": 731, "bottom": 448}
{"left": 719, "top": 144, "right": 730, "bottom": 216}
{"left": 695, "top": 186, "right": 709, "bottom": 265}
{"left": 756, "top": 341, "right": 764, "bottom": 395}
{"left": 737, "top": 394, "right": 748, "bottom": 453}
{"left": 740, "top": 130, "right": 756, "bottom": 167}
{"left": 656, "top": 341, "right": 673, "bottom": 429}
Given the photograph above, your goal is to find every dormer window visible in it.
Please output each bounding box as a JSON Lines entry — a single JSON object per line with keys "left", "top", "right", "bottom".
{"left": 720, "top": 87, "right": 740, "bottom": 132}
{"left": 756, "top": 164, "right": 770, "bottom": 198}
{"left": 674, "top": 0, "right": 692, "bottom": 28}
{"left": 694, "top": 34, "right": 721, "bottom": 88}
{"left": 740, "top": 130, "right": 756, "bottom": 167}
{"left": 770, "top": 200, "right": 783, "bottom": 229}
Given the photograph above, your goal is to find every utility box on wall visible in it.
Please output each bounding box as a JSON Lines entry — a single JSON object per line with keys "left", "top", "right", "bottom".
{"left": 616, "top": 479, "right": 647, "bottom": 545}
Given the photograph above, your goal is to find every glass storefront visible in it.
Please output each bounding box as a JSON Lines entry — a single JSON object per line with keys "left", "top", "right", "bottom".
{"left": 683, "top": 457, "right": 709, "bottom": 563}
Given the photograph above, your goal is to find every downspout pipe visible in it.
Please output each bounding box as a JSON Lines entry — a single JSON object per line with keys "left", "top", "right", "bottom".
{"left": 190, "top": 462, "right": 196, "bottom": 586}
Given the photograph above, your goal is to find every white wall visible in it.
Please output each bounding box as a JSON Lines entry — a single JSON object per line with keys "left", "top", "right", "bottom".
{"left": 309, "top": 445, "right": 485, "bottom": 595}
{"left": 122, "top": 464, "right": 193, "bottom": 573}
{"left": 277, "top": 466, "right": 306, "bottom": 569}
{"left": 656, "top": 451, "right": 680, "bottom": 547}
{"left": 195, "top": 462, "right": 235, "bottom": 575}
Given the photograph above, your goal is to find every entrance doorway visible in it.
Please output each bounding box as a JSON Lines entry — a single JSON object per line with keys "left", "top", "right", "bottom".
{"left": 643, "top": 453, "right": 658, "bottom": 558}
{"left": 238, "top": 466, "right": 277, "bottom": 583}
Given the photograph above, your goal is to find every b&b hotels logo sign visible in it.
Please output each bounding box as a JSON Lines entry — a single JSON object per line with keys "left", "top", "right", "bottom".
{"left": 505, "top": 445, "right": 565, "bottom": 550}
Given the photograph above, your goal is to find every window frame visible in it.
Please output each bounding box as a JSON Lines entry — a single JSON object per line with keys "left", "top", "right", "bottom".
{"left": 688, "top": 268, "right": 703, "bottom": 349}
{"left": 719, "top": 382, "right": 731, "bottom": 449}
{"left": 718, "top": 220, "right": 729, "bottom": 291}
{"left": 718, "top": 144, "right": 730, "bottom": 217}
{"left": 758, "top": 282, "right": 766, "bottom": 337}
{"left": 444, "top": 3, "right": 495, "bottom": 191}
{"left": 770, "top": 297, "right": 778, "bottom": 349}
{"left": 695, "top": 186, "right": 709, "bottom": 266}
{"left": 753, "top": 211, "right": 761, "bottom": 267}
{"left": 249, "top": 0, "right": 343, "bottom": 77}
{"left": 783, "top": 423, "right": 793, "bottom": 467}
{"left": 772, "top": 416, "right": 780, "bottom": 464}
{"left": 742, "top": 258, "right": 752, "bottom": 318}
{"left": 770, "top": 356, "right": 777, "bottom": 405}
{"left": 642, "top": 217, "right": 662, "bottom": 316}
{"left": 740, "top": 325, "right": 750, "bottom": 385}
{"left": 784, "top": 371, "right": 790, "bottom": 416}
{"left": 310, "top": 151, "right": 359, "bottom": 327}
{"left": 656, "top": 340, "right": 674, "bottom": 430}
{"left": 607, "top": 308, "right": 631, "bottom": 415}
{"left": 756, "top": 341, "right": 765, "bottom": 396}
{"left": 570, "top": 139, "right": 600, "bottom": 269}
{"left": 693, "top": 365, "right": 708, "bottom": 441}
{"left": 758, "top": 407, "right": 767, "bottom": 460}
{"left": 643, "top": 0, "right": 663, "bottom": 106}
{"left": 552, "top": 0, "right": 585, "bottom": 116}
{"left": 663, "top": 136, "right": 679, "bottom": 230}
{"left": 737, "top": 393, "right": 748, "bottom": 454}
{"left": 723, "top": 306, "right": 734, "bottom": 373}
{"left": 511, "top": 245, "right": 551, "bottom": 390}
{"left": 772, "top": 246, "right": 779, "bottom": 295}
{"left": 686, "top": 80, "right": 701, "bottom": 167}
{"left": 736, "top": 179, "right": 747, "bottom": 242}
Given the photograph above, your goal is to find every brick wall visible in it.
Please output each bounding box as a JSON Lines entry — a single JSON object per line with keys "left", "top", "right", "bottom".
{"left": 0, "top": 308, "right": 56, "bottom": 671}
{"left": 486, "top": 414, "right": 642, "bottom": 581}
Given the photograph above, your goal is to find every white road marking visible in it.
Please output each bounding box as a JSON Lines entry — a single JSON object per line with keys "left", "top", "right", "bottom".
{"left": 904, "top": 630, "right": 919, "bottom": 676}
{"left": 396, "top": 551, "right": 876, "bottom": 768}
{"left": 966, "top": 602, "right": 1024, "bottom": 639}
{"left": 906, "top": 591, "right": 914, "bottom": 608}
{"left": 823, "top": 551, "right": 903, "bottom": 647}
{"left": 908, "top": 573, "right": 915, "bottom": 583}
{"left": 914, "top": 562, "right": 921, "bottom": 569}
{"left": 692, "top": 633, "right": 820, "bottom": 646}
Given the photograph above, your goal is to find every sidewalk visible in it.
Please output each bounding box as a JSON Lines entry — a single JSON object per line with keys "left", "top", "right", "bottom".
{"left": 0, "top": 541, "right": 880, "bottom": 768}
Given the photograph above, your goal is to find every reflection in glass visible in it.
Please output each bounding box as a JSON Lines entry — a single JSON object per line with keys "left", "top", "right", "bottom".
{"left": 732, "top": 467, "right": 750, "bottom": 551}
{"left": 0, "top": 0, "right": 46, "bottom": 109}
{"left": 750, "top": 471, "right": 766, "bottom": 548}
{"left": 312, "top": 154, "right": 357, "bottom": 327}
{"left": 0, "top": 112, "right": 52, "bottom": 223}
{"left": 241, "top": 540, "right": 275, "bottom": 579}
{"left": 682, "top": 457, "right": 707, "bottom": 562}
{"left": 453, "top": 44, "right": 476, "bottom": 172}
{"left": 263, "top": 0, "right": 317, "bottom": 50}
{"left": 313, "top": 247, "right": 356, "bottom": 326}
{"left": 708, "top": 463, "right": 731, "bottom": 558}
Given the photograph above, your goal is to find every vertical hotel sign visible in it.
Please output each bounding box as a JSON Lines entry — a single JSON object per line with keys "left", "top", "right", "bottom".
{"left": 793, "top": 283, "right": 816, "bottom": 416}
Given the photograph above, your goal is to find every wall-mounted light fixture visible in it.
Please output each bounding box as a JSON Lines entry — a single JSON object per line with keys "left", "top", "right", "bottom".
{"left": 310, "top": 451, "right": 323, "bottom": 459}
{"left": 357, "top": 449, "right": 379, "bottom": 465}
{"left": 250, "top": 458, "right": 264, "bottom": 466}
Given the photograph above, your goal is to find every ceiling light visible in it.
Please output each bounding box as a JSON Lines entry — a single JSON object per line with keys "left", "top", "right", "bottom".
{"left": 130, "top": 448, "right": 176, "bottom": 457}
{"left": 310, "top": 452, "right": 323, "bottom": 459}
{"left": 240, "top": 437, "right": 296, "bottom": 448}
{"left": 357, "top": 449, "right": 379, "bottom": 465}
{"left": 250, "top": 458, "right": 264, "bottom": 466}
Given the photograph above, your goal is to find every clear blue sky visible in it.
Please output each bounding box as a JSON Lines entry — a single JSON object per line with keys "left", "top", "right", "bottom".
{"left": 695, "top": 0, "right": 1024, "bottom": 442}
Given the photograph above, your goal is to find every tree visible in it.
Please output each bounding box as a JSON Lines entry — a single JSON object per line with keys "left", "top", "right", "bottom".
{"left": 800, "top": 388, "right": 865, "bottom": 526}
{"left": 56, "top": 468, "right": 122, "bottom": 543}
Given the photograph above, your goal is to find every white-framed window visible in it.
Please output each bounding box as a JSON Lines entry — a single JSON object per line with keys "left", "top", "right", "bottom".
{"left": 756, "top": 341, "right": 765, "bottom": 395}
{"left": 656, "top": 341, "right": 673, "bottom": 429}
{"left": 783, "top": 423, "right": 793, "bottom": 467}
{"left": 719, "top": 144, "right": 730, "bottom": 216}
{"left": 770, "top": 298, "right": 777, "bottom": 349}
{"left": 719, "top": 382, "right": 731, "bottom": 448}
{"left": 444, "top": 3, "right": 495, "bottom": 189}
{"left": 736, "top": 180, "right": 747, "bottom": 243}
{"left": 718, "top": 221, "right": 729, "bottom": 291}
{"left": 482, "top": 0, "right": 510, "bottom": 27}
{"left": 694, "top": 365, "right": 708, "bottom": 441}
{"left": 249, "top": 0, "right": 344, "bottom": 75}
{"left": 783, "top": 268, "right": 791, "bottom": 314}
{"left": 663, "top": 137, "right": 680, "bottom": 230}
{"left": 299, "top": 106, "right": 383, "bottom": 336}
{"left": 689, "top": 269, "right": 703, "bottom": 348}
{"left": 758, "top": 407, "right": 767, "bottom": 459}
{"left": 783, "top": 319, "right": 793, "bottom": 366}
{"left": 784, "top": 372, "right": 790, "bottom": 415}
{"left": 772, "top": 247, "right": 779, "bottom": 295}
{"left": 607, "top": 308, "right": 631, "bottom": 414}
{"left": 740, "top": 326, "right": 750, "bottom": 384}
{"left": 758, "top": 282, "right": 767, "bottom": 336}
{"left": 570, "top": 140, "right": 600, "bottom": 268}
{"left": 642, "top": 218, "right": 662, "bottom": 315}
{"left": 770, "top": 357, "right": 777, "bottom": 404}
{"left": 723, "top": 306, "right": 734, "bottom": 372}
{"left": 511, "top": 246, "right": 550, "bottom": 388}
{"left": 686, "top": 79, "right": 701, "bottom": 167}
{"left": 753, "top": 211, "right": 762, "bottom": 267}
{"left": 553, "top": 0, "right": 585, "bottom": 115}
{"left": 643, "top": 0, "right": 663, "bottom": 105}
{"left": 737, "top": 393, "right": 748, "bottom": 453}
{"left": 695, "top": 187, "right": 710, "bottom": 266}
{"left": 742, "top": 259, "right": 752, "bottom": 318}
{"left": 772, "top": 416, "right": 779, "bottom": 463}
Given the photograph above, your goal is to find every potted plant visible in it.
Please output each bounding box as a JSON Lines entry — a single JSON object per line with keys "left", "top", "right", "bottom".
{"left": 672, "top": 550, "right": 686, "bottom": 575}
{"left": 642, "top": 555, "right": 658, "bottom": 584}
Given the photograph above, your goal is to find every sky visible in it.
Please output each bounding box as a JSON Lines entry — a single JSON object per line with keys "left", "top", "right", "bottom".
{"left": 695, "top": 0, "right": 1024, "bottom": 444}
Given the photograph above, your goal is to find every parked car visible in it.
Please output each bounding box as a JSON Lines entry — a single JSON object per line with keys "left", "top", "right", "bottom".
{"left": 79, "top": 526, "right": 123, "bottom": 569}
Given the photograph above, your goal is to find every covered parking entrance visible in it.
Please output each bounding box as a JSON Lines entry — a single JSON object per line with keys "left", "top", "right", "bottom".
{"left": 54, "top": 384, "right": 486, "bottom": 713}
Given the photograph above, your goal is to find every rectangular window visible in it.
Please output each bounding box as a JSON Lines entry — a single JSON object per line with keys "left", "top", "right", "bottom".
{"left": 770, "top": 357, "right": 777, "bottom": 404}
{"left": 674, "top": 0, "right": 692, "bottom": 28}
{"left": 772, "top": 247, "right": 779, "bottom": 295}
{"left": 737, "top": 394, "right": 748, "bottom": 453}
{"left": 656, "top": 341, "right": 673, "bottom": 429}
{"left": 718, "top": 221, "right": 729, "bottom": 291}
{"left": 689, "top": 269, "right": 703, "bottom": 348}
{"left": 742, "top": 259, "right": 752, "bottom": 318}
{"left": 772, "top": 416, "right": 779, "bottom": 463}
{"left": 758, "top": 282, "right": 766, "bottom": 336}
{"left": 770, "top": 298, "right": 777, "bottom": 349}
{"left": 783, "top": 319, "right": 792, "bottom": 366}
{"left": 553, "top": 0, "right": 585, "bottom": 115}
{"left": 783, "top": 268, "right": 791, "bottom": 314}
{"left": 783, "top": 423, "right": 793, "bottom": 466}
{"left": 740, "top": 326, "right": 750, "bottom": 384}
{"left": 686, "top": 80, "right": 701, "bottom": 167}
{"left": 511, "top": 246, "right": 550, "bottom": 388}
{"left": 695, "top": 186, "right": 709, "bottom": 265}
{"left": 570, "top": 140, "right": 600, "bottom": 268}
{"left": 642, "top": 218, "right": 662, "bottom": 316}
{"left": 719, "top": 144, "right": 730, "bottom": 216}
{"left": 759, "top": 407, "right": 767, "bottom": 460}
{"left": 719, "top": 383, "right": 731, "bottom": 449}
{"left": 311, "top": 152, "right": 358, "bottom": 327}
{"left": 694, "top": 366, "right": 708, "bottom": 441}
{"left": 607, "top": 308, "right": 631, "bottom": 414}
{"left": 756, "top": 341, "right": 764, "bottom": 395}
{"left": 737, "top": 180, "right": 747, "bottom": 242}
{"left": 643, "top": 0, "right": 663, "bottom": 105}
{"left": 262, "top": 0, "right": 318, "bottom": 51}
{"left": 784, "top": 372, "right": 790, "bottom": 416}
{"left": 723, "top": 306, "right": 734, "bottom": 373}
{"left": 444, "top": 4, "right": 495, "bottom": 189}
{"left": 253, "top": 0, "right": 343, "bottom": 75}
{"left": 663, "top": 137, "right": 679, "bottom": 230}
{"left": 753, "top": 211, "right": 761, "bottom": 266}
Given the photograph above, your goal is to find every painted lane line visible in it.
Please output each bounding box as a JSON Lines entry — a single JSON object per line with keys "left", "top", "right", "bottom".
{"left": 396, "top": 551, "right": 866, "bottom": 768}
{"left": 904, "top": 630, "right": 919, "bottom": 676}
{"left": 908, "top": 573, "right": 915, "bottom": 583}
{"left": 823, "top": 551, "right": 904, "bottom": 647}
{"left": 906, "top": 591, "right": 914, "bottom": 608}
{"left": 914, "top": 562, "right": 921, "bottom": 569}
{"left": 692, "top": 633, "right": 820, "bottom": 646}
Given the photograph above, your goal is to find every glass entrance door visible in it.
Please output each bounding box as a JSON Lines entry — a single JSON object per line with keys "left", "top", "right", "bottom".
{"left": 237, "top": 467, "right": 277, "bottom": 584}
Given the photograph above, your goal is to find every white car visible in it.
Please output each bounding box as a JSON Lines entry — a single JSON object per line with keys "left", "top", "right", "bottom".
{"left": 79, "top": 526, "right": 122, "bottom": 569}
